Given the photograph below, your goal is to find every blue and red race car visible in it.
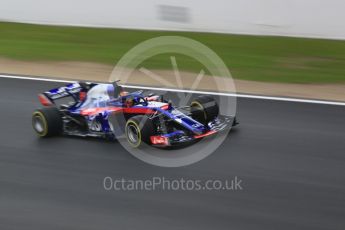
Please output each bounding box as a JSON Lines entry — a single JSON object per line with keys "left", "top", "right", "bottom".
{"left": 32, "top": 81, "right": 237, "bottom": 148}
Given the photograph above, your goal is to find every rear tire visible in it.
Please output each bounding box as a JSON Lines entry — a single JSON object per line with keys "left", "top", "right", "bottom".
{"left": 32, "top": 107, "right": 63, "bottom": 137}
{"left": 125, "top": 115, "right": 155, "bottom": 148}
{"left": 191, "top": 95, "right": 219, "bottom": 125}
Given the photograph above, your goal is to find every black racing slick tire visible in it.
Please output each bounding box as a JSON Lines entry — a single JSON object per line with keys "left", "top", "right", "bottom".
{"left": 125, "top": 115, "right": 155, "bottom": 148}
{"left": 191, "top": 95, "right": 219, "bottom": 125}
{"left": 32, "top": 107, "right": 63, "bottom": 137}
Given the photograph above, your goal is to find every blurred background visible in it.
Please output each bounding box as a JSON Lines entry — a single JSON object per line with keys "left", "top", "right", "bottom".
{"left": 1, "top": 2, "right": 345, "bottom": 229}
{"left": 0, "top": 0, "right": 344, "bottom": 100}
{"left": 1, "top": 0, "right": 345, "bottom": 38}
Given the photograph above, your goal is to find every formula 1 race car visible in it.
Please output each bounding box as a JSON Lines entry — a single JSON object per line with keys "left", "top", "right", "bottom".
{"left": 32, "top": 81, "right": 238, "bottom": 148}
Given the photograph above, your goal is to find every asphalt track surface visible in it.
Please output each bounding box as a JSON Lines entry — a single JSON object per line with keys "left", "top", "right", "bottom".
{"left": 0, "top": 77, "right": 344, "bottom": 230}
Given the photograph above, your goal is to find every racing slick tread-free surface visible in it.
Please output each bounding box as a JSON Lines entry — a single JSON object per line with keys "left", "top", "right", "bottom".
{"left": 126, "top": 115, "right": 155, "bottom": 147}
{"left": 33, "top": 106, "right": 63, "bottom": 137}
{"left": 191, "top": 95, "right": 219, "bottom": 124}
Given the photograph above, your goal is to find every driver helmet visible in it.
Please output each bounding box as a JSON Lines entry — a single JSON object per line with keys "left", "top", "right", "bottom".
{"left": 125, "top": 97, "right": 134, "bottom": 107}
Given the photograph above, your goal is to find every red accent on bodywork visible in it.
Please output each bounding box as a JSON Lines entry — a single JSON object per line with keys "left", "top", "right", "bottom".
{"left": 79, "top": 91, "right": 87, "bottom": 101}
{"left": 150, "top": 136, "right": 169, "bottom": 145}
{"left": 160, "top": 104, "right": 169, "bottom": 110}
{"left": 80, "top": 107, "right": 122, "bottom": 116}
{"left": 80, "top": 98, "right": 172, "bottom": 116}
{"left": 80, "top": 107, "right": 156, "bottom": 116}
{"left": 38, "top": 94, "right": 53, "bottom": 106}
{"left": 194, "top": 130, "right": 217, "bottom": 139}
{"left": 122, "top": 107, "right": 155, "bottom": 114}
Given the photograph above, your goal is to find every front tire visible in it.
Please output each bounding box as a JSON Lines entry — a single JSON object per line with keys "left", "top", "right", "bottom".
{"left": 32, "top": 107, "right": 63, "bottom": 137}
{"left": 191, "top": 95, "right": 219, "bottom": 125}
{"left": 125, "top": 115, "right": 155, "bottom": 148}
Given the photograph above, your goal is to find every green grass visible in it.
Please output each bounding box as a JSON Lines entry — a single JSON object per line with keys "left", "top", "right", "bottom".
{"left": 0, "top": 21, "right": 345, "bottom": 83}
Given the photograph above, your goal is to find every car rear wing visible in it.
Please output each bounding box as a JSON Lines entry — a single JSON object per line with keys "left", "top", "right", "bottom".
{"left": 38, "top": 82, "right": 97, "bottom": 106}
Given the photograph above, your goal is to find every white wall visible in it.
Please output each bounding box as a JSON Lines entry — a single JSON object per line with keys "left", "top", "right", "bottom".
{"left": 1, "top": 0, "right": 344, "bottom": 39}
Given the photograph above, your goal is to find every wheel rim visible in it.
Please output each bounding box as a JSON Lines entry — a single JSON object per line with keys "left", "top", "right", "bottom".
{"left": 191, "top": 102, "right": 207, "bottom": 122}
{"left": 127, "top": 124, "right": 140, "bottom": 145}
{"left": 33, "top": 115, "right": 45, "bottom": 133}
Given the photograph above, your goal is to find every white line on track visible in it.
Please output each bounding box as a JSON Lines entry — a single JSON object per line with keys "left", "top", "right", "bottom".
{"left": 1, "top": 74, "right": 344, "bottom": 106}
